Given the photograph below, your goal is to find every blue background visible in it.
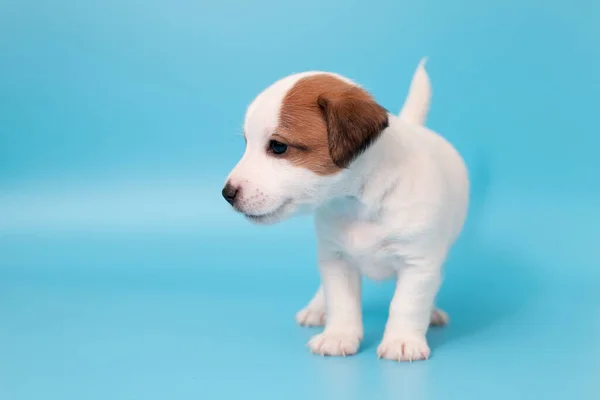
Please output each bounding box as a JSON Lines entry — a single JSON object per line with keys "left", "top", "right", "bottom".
{"left": 1, "top": 0, "right": 599, "bottom": 399}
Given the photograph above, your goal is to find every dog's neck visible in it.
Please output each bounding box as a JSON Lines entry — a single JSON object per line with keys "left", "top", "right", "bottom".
{"left": 325, "top": 114, "right": 409, "bottom": 212}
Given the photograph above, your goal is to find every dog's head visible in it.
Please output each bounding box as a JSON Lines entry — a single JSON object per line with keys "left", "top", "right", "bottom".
{"left": 222, "top": 72, "right": 389, "bottom": 224}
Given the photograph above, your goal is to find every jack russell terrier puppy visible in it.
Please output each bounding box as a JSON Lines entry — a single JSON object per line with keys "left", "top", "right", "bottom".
{"left": 222, "top": 59, "right": 469, "bottom": 362}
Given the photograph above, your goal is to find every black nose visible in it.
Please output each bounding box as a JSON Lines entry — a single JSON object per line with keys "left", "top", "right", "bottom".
{"left": 221, "top": 183, "right": 239, "bottom": 205}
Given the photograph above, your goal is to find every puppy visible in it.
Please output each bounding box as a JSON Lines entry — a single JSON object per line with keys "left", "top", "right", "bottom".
{"left": 222, "top": 59, "right": 469, "bottom": 361}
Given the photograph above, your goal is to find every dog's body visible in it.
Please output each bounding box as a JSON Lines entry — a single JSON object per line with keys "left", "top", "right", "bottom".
{"left": 223, "top": 60, "right": 469, "bottom": 361}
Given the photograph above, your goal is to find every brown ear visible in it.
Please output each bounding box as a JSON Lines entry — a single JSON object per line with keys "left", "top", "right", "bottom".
{"left": 317, "top": 88, "right": 389, "bottom": 168}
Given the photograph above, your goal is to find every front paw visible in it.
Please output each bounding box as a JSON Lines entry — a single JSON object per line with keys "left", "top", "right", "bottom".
{"left": 295, "top": 307, "right": 326, "bottom": 327}
{"left": 377, "top": 333, "right": 430, "bottom": 362}
{"left": 308, "top": 329, "right": 362, "bottom": 357}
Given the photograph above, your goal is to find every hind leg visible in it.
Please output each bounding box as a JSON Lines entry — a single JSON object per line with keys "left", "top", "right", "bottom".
{"left": 295, "top": 285, "right": 326, "bottom": 327}
{"left": 430, "top": 307, "right": 449, "bottom": 326}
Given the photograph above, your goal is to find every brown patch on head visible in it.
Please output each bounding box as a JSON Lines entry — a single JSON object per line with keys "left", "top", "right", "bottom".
{"left": 276, "top": 74, "right": 389, "bottom": 175}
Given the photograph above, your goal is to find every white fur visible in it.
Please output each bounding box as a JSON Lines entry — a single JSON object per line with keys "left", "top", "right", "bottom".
{"left": 399, "top": 58, "right": 431, "bottom": 125}
{"left": 226, "top": 59, "right": 469, "bottom": 361}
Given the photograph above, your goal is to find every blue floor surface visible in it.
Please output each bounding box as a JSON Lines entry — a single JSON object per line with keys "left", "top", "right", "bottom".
{"left": 1, "top": 192, "right": 599, "bottom": 399}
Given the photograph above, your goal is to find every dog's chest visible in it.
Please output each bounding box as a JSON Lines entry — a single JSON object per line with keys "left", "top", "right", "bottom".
{"left": 317, "top": 201, "right": 405, "bottom": 280}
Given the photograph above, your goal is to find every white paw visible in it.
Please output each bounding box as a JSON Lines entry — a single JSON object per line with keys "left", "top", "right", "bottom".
{"left": 430, "top": 308, "right": 449, "bottom": 326}
{"left": 308, "top": 330, "right": 362, "bottom": 357}
{"left": 295, "top": 307, "right": 326, "bottom": 327}
{"left": 377, "top": 334, "right": 430, "bottom": 362}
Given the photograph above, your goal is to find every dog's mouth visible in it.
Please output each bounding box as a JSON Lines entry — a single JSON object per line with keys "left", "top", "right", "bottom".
{"left": 243, "top": 200, "right": 292, "bottom": 224}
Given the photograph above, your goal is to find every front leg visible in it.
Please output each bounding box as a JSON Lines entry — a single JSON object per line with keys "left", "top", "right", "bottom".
{"left": 295, "top": 286, "right": 448, "bottom": 328}
{"left": 377, "top": 255, "right": 443, "bottom": 362}
{"left": 307, "top": 257, "right": 363, "bottom": 356}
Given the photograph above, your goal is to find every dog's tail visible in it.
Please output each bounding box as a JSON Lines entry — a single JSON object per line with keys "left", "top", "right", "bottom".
{"left": 398, "top": 57, "right": 431, "bottom": 126}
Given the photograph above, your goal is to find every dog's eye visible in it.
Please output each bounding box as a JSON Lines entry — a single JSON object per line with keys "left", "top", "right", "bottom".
{"left": 269, "top": 140, "right": 288, "bottom": 155}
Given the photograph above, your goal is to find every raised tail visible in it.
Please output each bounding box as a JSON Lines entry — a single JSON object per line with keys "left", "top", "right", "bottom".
{"left": 399, "top": 58, "right": 431, "bottom": 126}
